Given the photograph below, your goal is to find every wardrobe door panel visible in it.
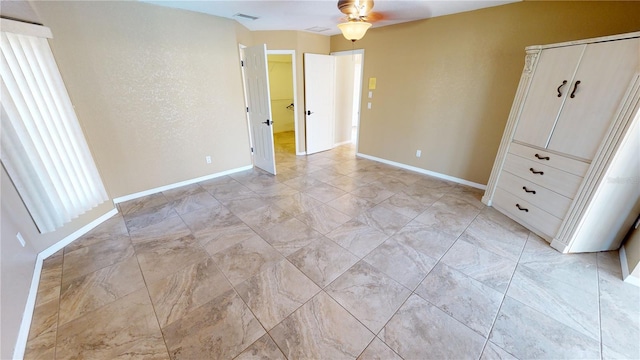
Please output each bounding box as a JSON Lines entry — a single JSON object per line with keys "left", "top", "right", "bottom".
{"left": 547, "top": 38, "right": 640, "bottom": 160}
{"left": 513, "top": 45, "right": 585, "bottom": 148}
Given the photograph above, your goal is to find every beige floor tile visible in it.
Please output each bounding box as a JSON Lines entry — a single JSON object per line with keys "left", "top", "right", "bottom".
{"left": 270, "top": 291, "right": 374, "bottom": 359}
{"left": 364, "top": 237, "right": 437, "bottom": 289}
{"left": 414, "top": 193, "right": 482, "bottom": 236}
{"left": 168, "top": 190, "right": 220, "bottom": 215}
{"left": 59, "top": 256, "right": 145, "bottom": 325}
{"left": 379, "top": 191, "right": 430, "bottom": 218}
{"left": 147, "top": 258, "right": 232, "bottom": 328}
{"left": 236, "top": 259, "right": 320, "bottom": 330}
{"left": 238, "top": 204, "right": 293, "bottom": 230}
{"left": 161, "top": 183, "right": 206, "bottom": 201}
{"left": 235, "top": 334, "right": 286, "bottom": 360}
{"left": 326, "top": 262, "right": 411, "bottom": 333}
{"left": 56, "top": 288, "right": 168, "bottom": 359}
{"left": 269, "top": 192, "right": 323, "bottom": 216}
{"left": 350, "top": 183, "right": 395, "bottom": 204}
{"left": 23, "top": 328, "right": 56, "bottom": 360}
{"left": 257, "top": 218, "right": 324, "bottom": 256}
{"left": 65, "top": 215, "right": 128, "bottom": 253}
{"left": 118, "top": 193, "right": 168, "bottom": 216}
{"left": 380, "top": 294, "right": 485, "bottom": 359}
{"left": 326, "top": 193, "right": 375, "bottom": 217}
{"left": 441, "top": 238, "right": 517, "bottom": 293}
{"left": 480, "top": 341, "right": 519, "bottom": 360}
{"left": 355, "top": 205, "right": 411, "bottom": 236}
{"left": 124, "top": 203, "right": 179, "bottom": 232}
{"left": 489, "top": 297, "right": 600, "bottom": 359}
{"left": 303, "top": 182, "right": 347, "bottom": 203}
{"left": 211, "top": 235, "right": 283, "bottom": 285}
{"left": 416, "top": 262, "right": 503, "bottom": 336}
{"left": 62, "top": 235, "right": 134, "bottom": 284}
{"left": 507, "top": 265, "right": 600, "bottom": 340}
{"left": 163, "top": 289, "right": 265, "bottom": 359}
{"left": 134, "top": 234, "right": 208, "bottom": 284}
{"left": 326, "top": 219, "right": 389, "bottom": 258}
{"left": 287, "top": 237, "right": 358, "bottom": 287}
{"left": 129, "top": 215, "right": 191, "bottom": 245}
{"left": 357, "top": 337, "right": 403, "bottom": 360}
{"left": 38, "top": 254, "right": 63, "bottom": 292}
{"left": 296, "top": 203, "right": 352, "bottom": 235}
{"left": 462, "top": 208, "right": 528, "bottom": 261}
{"left": 519, "top": 233, "right": 598, "bottom": 294}
{"left": 392, "top": 220, "right": 458, "bottom": 259}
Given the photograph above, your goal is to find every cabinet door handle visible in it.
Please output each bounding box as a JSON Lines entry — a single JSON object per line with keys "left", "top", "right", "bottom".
{"left": 534, "top": 154, "right": 550, "bottom": 160}
{"left": 516, "top": 204, "right": 529, "bottom": 212}
{"left": 570, "top": 80, "right": 581, "bottom": 98}
{"left": 529, "top": 168, "right": 544, "bottom": 175}
{"left": 522, "top": 186, "right": 536, "bottom": 194}
{"left": 557, "top": 80, "right": 568, "bottom": 97}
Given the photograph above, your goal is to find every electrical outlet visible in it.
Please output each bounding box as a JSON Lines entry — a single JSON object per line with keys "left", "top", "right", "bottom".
{"left": 16, "top": 232, "right": 26, "bottom": 247}
{"left": 205, "top": 156, "right": 212, "bottom": 164}
{"left": 416, "top": 150, "right": 422, "bottom": 158}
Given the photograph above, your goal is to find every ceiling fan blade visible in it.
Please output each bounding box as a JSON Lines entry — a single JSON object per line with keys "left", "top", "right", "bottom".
{"left": 364, "top": 11, "right": 388, "bottom": 23}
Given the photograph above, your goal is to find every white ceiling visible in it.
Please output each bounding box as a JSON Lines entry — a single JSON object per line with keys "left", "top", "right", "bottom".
{"left": 140, "top": 0, "right": 520, "bottom": 36}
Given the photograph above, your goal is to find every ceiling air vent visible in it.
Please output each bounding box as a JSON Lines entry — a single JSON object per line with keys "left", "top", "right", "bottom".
{"left": 305, "top": 26, "right": 330, "bottom": 33}
{"left": 233, "top": 13, "right": 259, "bottom": 21}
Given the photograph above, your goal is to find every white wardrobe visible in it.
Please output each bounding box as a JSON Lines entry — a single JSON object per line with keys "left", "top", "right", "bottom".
{"left": 483, "top": 32, "right": 640, "bottom": 253}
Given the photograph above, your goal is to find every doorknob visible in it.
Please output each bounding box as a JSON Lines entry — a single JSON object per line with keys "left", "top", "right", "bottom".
{"left": 262, "top": 119, "right": 272, "bottom": 126}
{"left": 307, "top": 110, "right": 314, "bottom": 116}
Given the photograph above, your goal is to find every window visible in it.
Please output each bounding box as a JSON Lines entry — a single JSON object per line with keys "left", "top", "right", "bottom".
{"left": 1, "top": 19, "right": 108, "bottom": 233}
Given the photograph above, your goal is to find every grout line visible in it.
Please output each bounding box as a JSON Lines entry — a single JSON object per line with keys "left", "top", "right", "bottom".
{"left": 476, "top": 231, "right": 530, "bottom": 360}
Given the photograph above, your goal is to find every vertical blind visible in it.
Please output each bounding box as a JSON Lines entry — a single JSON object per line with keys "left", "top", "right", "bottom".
{"left": 1, "top": 22, "right": 108, "bottom": 233}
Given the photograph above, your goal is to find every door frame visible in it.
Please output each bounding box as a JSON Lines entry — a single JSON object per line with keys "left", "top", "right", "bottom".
{"left": 330, "top": 49, "right": 365, "bottom": 153}
{"left": 238, "top": 44, "right": 254, "bottom": 159}
{"left": 267, "top": 50, "right": 301, "bottom": 155}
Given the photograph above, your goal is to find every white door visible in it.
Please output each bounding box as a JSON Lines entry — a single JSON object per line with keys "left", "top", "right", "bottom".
{"left": 243, "top": 44, "right": 276, "bottom": 174}
{"left": 304, "top": 53, "right": 336, "bottom": 154}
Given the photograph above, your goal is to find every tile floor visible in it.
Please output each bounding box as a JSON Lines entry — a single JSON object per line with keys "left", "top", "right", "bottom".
{"left": 24, "top": 133, "right": 639, "bottom": 359}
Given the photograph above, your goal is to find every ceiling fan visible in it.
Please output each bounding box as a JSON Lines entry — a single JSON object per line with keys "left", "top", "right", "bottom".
{"left": 336, "top": 0, "right": 386, "bottom": 41}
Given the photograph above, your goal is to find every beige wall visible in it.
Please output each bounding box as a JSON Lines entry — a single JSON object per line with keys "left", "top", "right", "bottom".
{"left": 252, "top": 31, "right": 330, "bottom": 153}
{"left": 330, "top": 1, "right": 640, "bottom": 185}
{"left": 33, "top": 1, "right": 252, "bottom": 198}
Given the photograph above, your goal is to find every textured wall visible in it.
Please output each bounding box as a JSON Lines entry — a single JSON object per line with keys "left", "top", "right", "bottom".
{"left": 331, "top": 1, "right": 640, "bottom": 185}
{"left": 34, "top": 1, "right": 252, "bottom": 198}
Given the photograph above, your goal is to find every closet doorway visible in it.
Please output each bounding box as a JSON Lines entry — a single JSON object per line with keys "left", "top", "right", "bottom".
{"left": 266, "top": 50, "right": 299, "bottom": 160}
{"left": 331, "top": 50, "right": 364, "bottom": 152}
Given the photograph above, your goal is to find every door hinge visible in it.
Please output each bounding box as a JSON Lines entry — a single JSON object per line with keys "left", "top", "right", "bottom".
{"left": 241, "top": 60, "right": 244, "bottom": 67}
{"left": 246, "top": 107, "right": 249, "bottom": 113}
{"left": 251, "top": 147, "right": 254, "bottom": 153}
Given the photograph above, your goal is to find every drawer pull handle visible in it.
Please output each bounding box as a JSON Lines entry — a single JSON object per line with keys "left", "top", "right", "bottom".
{"left": 516, "top": 204, "right": 529, "bottom": 212}
{"left": 557, "top": 80, "right": 568, "bottom": 97}
{"left": 534, "top": 154, "right": 550, "bottom": 160}
{"left": 529, "top": 168, "right": 544, "bottom": 175}
{"left": 570, "top": 80, "right": 581, "bottom": 98}
{"left": 522, "top": 186, "right": 536, "bottom": 194}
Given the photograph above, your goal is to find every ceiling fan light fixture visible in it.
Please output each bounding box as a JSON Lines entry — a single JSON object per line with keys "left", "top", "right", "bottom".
{"left": 337, "top": 20, "right": 371, "bottom": 42}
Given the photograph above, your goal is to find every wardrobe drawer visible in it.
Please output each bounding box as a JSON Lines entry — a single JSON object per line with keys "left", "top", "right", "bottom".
{"left": 509, "top": 142, "right": 590, "bottom": 177}
{"left": 503, "top": 154, "right": 583, "bottom": 198}
{"left": 496, "top": 171, "right": 573, "bottom": 219}
{"left": 493, "top": 188, "right": 562, "bottom": 238}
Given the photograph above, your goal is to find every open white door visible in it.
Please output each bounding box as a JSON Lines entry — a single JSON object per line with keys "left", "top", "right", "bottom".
{"left": 304, "top": 53, "right": 336, "bottom": 154}
{"left": 243, "top": 44, "right": 276, "bottom": 174}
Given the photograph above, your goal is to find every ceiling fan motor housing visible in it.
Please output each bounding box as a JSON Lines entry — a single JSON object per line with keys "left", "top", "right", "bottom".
{"left": 338, "top": 0, "right": 374, "bottom": 19}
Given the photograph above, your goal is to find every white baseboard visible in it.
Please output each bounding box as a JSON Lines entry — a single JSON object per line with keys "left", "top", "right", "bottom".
{"left": 356, "top": 152, "right": 487, "bottom": 190}
{"left": 112, "top": 165, "right": 253, "bottom": 204}
{"left": 296, "top": 151, "right": 307, "bottom": 156}
{"left": 620, "top": 245, "right": 640, "bottom": 287}
{"left": 14, "top": 207, "right": 118, "bottom": 360}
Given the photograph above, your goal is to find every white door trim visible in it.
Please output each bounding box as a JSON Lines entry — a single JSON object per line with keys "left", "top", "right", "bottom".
{"left": 238, "top": 44, "right": 254, "bottom": 158}
{"left": 331, "top": 49, "right": 365, "bottom": 153}
{"left": 266, "top": 49, "right": 301, "bottom": 155}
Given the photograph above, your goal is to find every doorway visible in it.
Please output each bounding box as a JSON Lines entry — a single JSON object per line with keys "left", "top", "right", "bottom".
{"left": 266, "top": 51, "right": 298, "bottom": 160}
{"left": 331, "top": 50, "right": 364, "bottom": 152}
